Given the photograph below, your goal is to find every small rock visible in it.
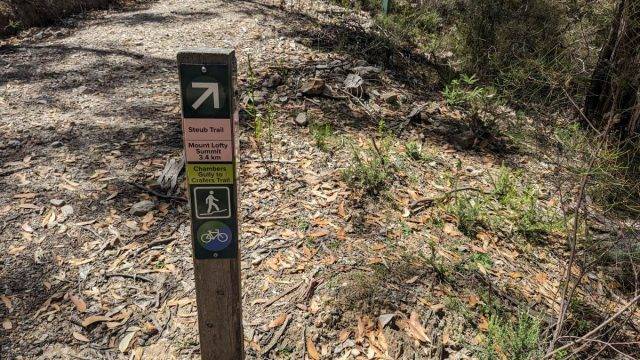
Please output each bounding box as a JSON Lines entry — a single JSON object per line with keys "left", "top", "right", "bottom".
{"left": 264, "top": 73, "right": 283, "bottom": 88}
{"left": 50, "top": 141, "right": 63, "bottom": 148}
{"left": 408, "top": 104, "right": 428, "bottom": 120}
{"left": 295, "top": 112, "right": 308, "bottom": 126}
{"left": 378, "top": 313, "right": 396, "bottom": 329}
{"left": 130, "top": 200, "right": 155, "bottom": 216}
{"left": 351, "top": 349, "right": 361, "bottom": 356}
{"left": 300, "top": 78, "right": 326, "bottom": 96}
{"left": 251, "top": 91, "right": 267, "bottom": 105}
{"left": 381, "top": 92, "right": 399, "bottom": 104}
{"left": 7, "top": 140, "right": 21, "bottom": 148}
{"left": 50, "top": 199, "right": 65, "bottom": 207}
{"left": 58, "top": 205, "right": 74, "bottom": 223}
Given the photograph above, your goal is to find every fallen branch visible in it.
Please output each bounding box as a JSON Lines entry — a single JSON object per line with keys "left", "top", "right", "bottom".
{"left": 545, "top": 293, "right": 640, "bottom": 359}
{"left": 260, "top": 314, "right": 292, "bottom": 355}
{"left": 105, "top": 273, "right": 153, "bottom": 283}
{"left": 131, "top": 182, "right": 187, "bottom": 202}
{"left": 410, "top": 187, "right": 492, "bottom": 214}
{"left": 264, "top": 281, "right": 304, "bottom": 308}
{"left": 134, "top": 236, "right": 178, "bottom": 256}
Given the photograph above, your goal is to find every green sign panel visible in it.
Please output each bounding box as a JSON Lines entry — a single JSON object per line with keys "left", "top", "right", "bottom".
{"left": 180, "top": 64, "right": 231, "bottom": 118}
{"left": 179, "top": 58, "right": 238, "bottom": 260}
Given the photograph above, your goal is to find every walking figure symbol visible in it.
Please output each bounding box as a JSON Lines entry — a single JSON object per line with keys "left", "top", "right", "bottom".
{"left": 194, "top": 187, "right": 231, "bottom": 219}
{"left": 205, "top": 191, "right": 220, "bottom": 214}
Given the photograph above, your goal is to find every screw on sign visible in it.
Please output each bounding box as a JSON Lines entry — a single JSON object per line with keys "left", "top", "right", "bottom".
{"left": 177, "top": 49, "right": 243, "bottom": 360}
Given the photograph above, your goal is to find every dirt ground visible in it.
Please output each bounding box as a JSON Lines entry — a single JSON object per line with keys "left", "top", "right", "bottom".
{"left": 1, "top": 0, "right": 639, "bottom": 359}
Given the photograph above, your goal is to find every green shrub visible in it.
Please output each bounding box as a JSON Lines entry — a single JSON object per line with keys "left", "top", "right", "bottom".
{"left": 342, "top": 140, "right": 391, "bottom": 193}
{"left": 461, "top": 0, "right": 569, "bottom": 103}
{"left": 442, "top": 74, "right": 495, "bottom": 107}
{"left": 310, "top": 122, "right": 333, "bottom": 151}
{"left": 482, "top": 311, "right": 543, "bottom": 360}
{"left": 491, "top": 165, "right": 519, "bottom": 204}
{"left": 449, "top": 195, "right": 484, "bottom": 237}
{"left": 404, "top": 141, "right": 423, "bottom": 160}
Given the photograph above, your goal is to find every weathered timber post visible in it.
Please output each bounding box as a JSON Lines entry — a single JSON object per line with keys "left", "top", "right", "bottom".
{"left": 177, "top": 49, "right": 244, "bottom": 360}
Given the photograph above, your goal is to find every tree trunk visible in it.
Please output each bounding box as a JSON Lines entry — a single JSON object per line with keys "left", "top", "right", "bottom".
{"left": 584, "top": 0, "right": 640, "bottom": 138}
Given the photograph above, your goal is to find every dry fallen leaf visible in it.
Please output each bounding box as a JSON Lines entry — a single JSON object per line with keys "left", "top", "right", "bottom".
{"left": 443, "top": 223, "right": 462, "bottom": 237}
{"left": 268, "top": 313, "right": 287, "bottom": 329}
{"left": 82, "top": 315, "right": 113, "bottom": 327}
{"left": 306, "top": 337, "right": 320, "bottom": 360}
{"left": 1, "top": 295, "right": 13, "bottom": 313}
{"left": 338, "top": 330, "right": 350, "bottom": 342}
{"left": 2, "top": 319, "right": 12, "bottom": 330}
{"left": 467, "top": 294, "right": 480, "bottom": 308}
{"left": 73, "top": 331, "right": 90, "bottom": 342}
{"left": 308, "top": 229, "right": 330, "bottom": 238}
{"left": 397, "top": 312, "right": 430, "bottom": 343}
{"left": 119, "top": 331, "right": 136, "bottom": 353}
{"left": 478, "top": 315, "right": 490, "bottom": 332}
{"left": 69, "top": 293, "right": 87, "bottom": 313}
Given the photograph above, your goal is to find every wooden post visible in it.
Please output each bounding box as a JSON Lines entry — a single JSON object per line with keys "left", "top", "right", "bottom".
{"left": 177, "top": 49, "right": 244, "bottom": 360}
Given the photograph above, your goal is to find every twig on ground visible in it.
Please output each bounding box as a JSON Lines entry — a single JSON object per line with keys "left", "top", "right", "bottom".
{"left": 105, "top": 273, "right": 153, "bottom": 283}
{"left": 410, "top": 187, "right": 492, "bottom": 214}
{"left": 260, "top": 314, "right": 292, "bottom": 355}
{"left": 134, "top": 237, "right": 178, "bottom": 256}
{"left": 131, "top": 182, "right": 187, "bottom": 202}
{"left": 134, "top": 219, "right": 186, "bottom": 256}
{"left": 241, "top": 158, "right": 297, "bottom": 163}
{"left": 264, "top": 281, "right": 304, "bottom": 308}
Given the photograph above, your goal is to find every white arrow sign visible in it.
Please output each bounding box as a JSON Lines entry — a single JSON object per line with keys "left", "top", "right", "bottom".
{"left": 191, "top": 82, "right": 220, "bottom": 110}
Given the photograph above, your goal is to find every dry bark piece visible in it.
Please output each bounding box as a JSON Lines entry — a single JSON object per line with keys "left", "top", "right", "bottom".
{"left": 351, "top": 65, "right": 381, "bottom": 77}
{"left": 381, "top": 92, "right": 399, "bottom": 104}
{"left": 344, "top": 73, "right": 365, "bottom": 97}
{"left": 156, "top": 155, "right": 184, "bottom": 193}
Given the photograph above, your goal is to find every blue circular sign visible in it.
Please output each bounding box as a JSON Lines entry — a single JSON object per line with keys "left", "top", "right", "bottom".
{"left": 196, "top": 221, "right": 232, "bottom": 252}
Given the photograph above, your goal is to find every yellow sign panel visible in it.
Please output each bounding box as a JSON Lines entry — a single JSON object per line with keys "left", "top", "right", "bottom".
{"left": 186, "top": 164, "right": 234, "bottom": 184}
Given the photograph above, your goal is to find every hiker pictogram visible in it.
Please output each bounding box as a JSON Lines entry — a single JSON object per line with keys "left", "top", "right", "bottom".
{"left": 193, "top": 186, "right": 231, "bottom": 219}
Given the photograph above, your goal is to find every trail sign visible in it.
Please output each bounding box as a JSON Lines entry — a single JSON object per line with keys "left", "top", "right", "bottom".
{"left": 177, "top": 49, "right": 244, "bottom": 360}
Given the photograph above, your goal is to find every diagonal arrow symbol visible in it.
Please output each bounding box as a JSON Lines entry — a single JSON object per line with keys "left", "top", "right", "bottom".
{"left": 191, "top": 82, "right": 220, "bottom": 110}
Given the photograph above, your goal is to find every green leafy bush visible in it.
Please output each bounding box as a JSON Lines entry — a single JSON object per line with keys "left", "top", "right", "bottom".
{"left": 342, "top": 140, "right": 391, "bottom": 193}
{"left": 461, "top": 0, "right": 569, "bottom": 102}
{"left": 482, "top": 311, "right": 543, "bottom": 360}
{"left": 449, "top": 195, "right": 484, "bottom": 237}
{"left": 310, "top": 122, "right": 334, "bottom": 151}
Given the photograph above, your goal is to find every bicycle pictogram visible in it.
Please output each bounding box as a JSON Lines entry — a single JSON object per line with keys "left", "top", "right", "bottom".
{"left": 200, "top": 228, "right": 229, "bottom": 244}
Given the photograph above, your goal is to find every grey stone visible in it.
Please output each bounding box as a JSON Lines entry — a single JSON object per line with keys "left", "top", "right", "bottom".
{"left": 295, "top": 112, "right": 308, "bottom": 126}
{"left": 7, "top": 140, "right": 21, "bottom": 148}
{"left": 129, "top": 200, "right": 155, "bottom": 216}
{"left": 265, "top": 73, "right": 283, "bottom": 88}
{"left": 58, "top": 205, "right": 74, "bottom": 222}
{"left": 50, "top": 199, "right": 65, "bottom": 207}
